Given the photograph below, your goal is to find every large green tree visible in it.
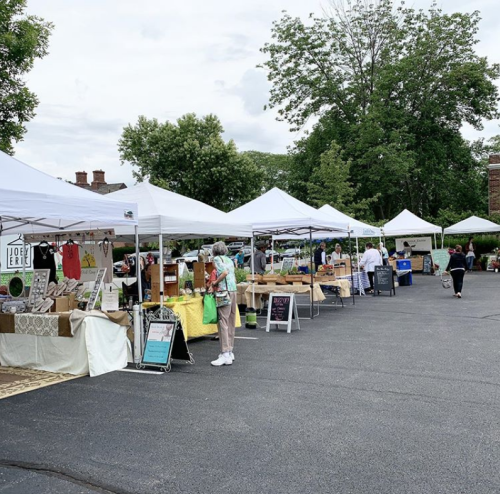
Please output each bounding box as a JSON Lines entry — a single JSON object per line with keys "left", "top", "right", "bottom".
{"left": 240, "top": 150, "right": 291, "bottom": 192}
{"left": 261, "top": 0, "right": 500, "bottom": 220}
{"left": 0, "top": 0, "right": 53, "bottom": 154}
{"left": 118, "top": 113, "right": 264, "bottom": 211}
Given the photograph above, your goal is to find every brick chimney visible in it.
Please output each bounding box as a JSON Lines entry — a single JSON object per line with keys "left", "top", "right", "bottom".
{"left": 489, "top": 155, "right": 500, "bottom": 215}
{"left": 75, "top": 171, "right": 88, "bottom": 186}
{"left": 91, "top": 170, "right": 106, "bottom": 190}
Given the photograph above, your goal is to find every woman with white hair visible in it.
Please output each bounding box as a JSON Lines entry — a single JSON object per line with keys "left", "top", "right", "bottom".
{"left": 378, "top": 242, "right": 389, "bottom": 266}
{"left": 331, "top": 244, "right": 343, "bottom": 261}
{"left": 208, "top": 241, "right": 237, "bottom": 367}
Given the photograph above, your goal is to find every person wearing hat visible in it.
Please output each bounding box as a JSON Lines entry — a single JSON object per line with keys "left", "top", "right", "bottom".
{"left": 253, "top": 241, "right": 267, "bottom": 274}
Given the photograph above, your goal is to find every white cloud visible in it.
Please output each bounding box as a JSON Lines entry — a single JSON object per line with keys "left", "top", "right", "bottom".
{"left": 14, "top": 0, "right": 500, "bottom": 185}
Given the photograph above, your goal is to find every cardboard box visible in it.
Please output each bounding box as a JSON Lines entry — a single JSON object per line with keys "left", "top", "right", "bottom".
{"left": 68, "top": 293, "right": 78, "bottom": 310}
{"left": 50, "top": 296, "right": 69, "bottom": 313}
{"left": 334, "top": 266, "right": 347, "bottom": 277}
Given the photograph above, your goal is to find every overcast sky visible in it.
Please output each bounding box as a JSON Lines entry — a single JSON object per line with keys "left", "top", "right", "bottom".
{"left": 16, "top": 0, "right": 500, "bottom": 186}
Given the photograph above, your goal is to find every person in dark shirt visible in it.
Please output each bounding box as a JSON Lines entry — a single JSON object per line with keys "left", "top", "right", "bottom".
{"left": 444, "top": 245, "right": 467, "bottom": 298}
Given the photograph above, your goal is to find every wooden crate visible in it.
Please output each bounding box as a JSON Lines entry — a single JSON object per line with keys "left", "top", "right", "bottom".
{"left": 193, "top": 261, "right": 214, "bottom": 289}
{"left": 285, "top": 275, "right": 304, "bottom": 285}
{"left": 246, "top": 274, "right": 263, "bottom": 284}
{"left": 261, "top": 274, "right": 287, "bottom": 285}
{"left": 151, "top": 263, "right": 179, "bottom": 302}
{"left": 410, "top": 257, "right": 423, "bottom": 271}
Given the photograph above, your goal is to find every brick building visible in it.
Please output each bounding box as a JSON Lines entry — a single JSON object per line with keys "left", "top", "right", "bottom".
{"left": 489, "top": 155, "right": 500, "bottom": 215}
{"left": 73, "top": 170, "right": 127, "bottom": 195}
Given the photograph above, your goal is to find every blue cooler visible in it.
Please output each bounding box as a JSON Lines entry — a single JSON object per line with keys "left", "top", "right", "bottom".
{"left": 396, "top": 259, "right": 412, "bottom": 270}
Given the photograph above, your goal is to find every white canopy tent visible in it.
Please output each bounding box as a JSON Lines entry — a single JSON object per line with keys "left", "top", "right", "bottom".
{"left": 443, "top": 216, "right": 500, "bottom": 235}
{"left": 0, "top": 151, "right": 138, "bottom": 236}
{"left": 228, "top": 188, "right": 351, "bottom": 315}
{"left": 107, "top": 182, "right": 252, "bottom": 241}
{"left": 382, "top": 209, "right": 442, "bottom": 249}
{"left": 227, "top": 188, "right": 349, "bottom": 235}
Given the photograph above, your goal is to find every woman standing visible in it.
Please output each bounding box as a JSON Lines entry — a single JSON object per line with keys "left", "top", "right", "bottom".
{"left": 464, "top": 236, "right": 475, "bottom": 272}
{"left": 378, "top": 242, "right": 389, "bottom": 266}
{"left": 444, "top": 245, "right": 467, "bottom": 298}
{"left": 208, "top": 241, "right": 237, "bottom": 367}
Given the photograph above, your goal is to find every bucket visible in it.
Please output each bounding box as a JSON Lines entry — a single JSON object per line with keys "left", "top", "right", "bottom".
{"left": 245, "top": 307, "right": 257, "bottom": 329}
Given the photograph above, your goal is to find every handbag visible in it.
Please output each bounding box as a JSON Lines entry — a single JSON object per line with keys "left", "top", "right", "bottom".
{"left": 215, "top": 277, "right": 231, "bottom": 308}
{"left": 202, "top": 294, "right": 218, "bottom": 324}
{"left": 212, "top": 258, "right": 232, "bottom": 308}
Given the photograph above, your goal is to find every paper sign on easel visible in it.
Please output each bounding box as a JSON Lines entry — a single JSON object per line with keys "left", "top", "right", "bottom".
{"left": 266, "top": 293, "right": 300, "bottom": 334}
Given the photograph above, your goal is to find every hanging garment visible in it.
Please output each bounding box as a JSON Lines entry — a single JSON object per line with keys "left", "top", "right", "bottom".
{"left": 33, "top": 243, "right": 57, "bottom": 283}
{"left": 96, "top": 242, "right": 114, "bottom": 283}
{"left": 60, "top": 243, "right": 81, "bottom": 280}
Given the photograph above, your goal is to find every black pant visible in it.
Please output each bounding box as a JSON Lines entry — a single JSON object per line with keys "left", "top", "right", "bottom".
{"left": 451, "top": 269, "right": 465, "bottom": 294}
{"left": 367, "top": 271, "right": 374, "bottom": 291}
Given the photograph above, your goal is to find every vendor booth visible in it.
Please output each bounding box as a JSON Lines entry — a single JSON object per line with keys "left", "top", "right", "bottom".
{"left": 107, "top": 182, "right": 253, "bottom": 355}
{"left": 227, "top": 188, "right": 350, "bottom": 317}
{"left": 382, "top": 209, "right": 442, "bottom": 280}
{"left": 443, "top": 216, "right": 500, "bottom": 235}
{"left": 0, "top": 151, "right": 139, "bottom": 377}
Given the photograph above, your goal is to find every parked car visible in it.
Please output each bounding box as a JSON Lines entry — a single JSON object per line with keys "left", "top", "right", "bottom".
{"left": 282, "top": 248, "right": 301, "bottom": 258}
{"left": 265, "top": 249, "right": 281, "bottom": 263}
{"left": 201, "top": 244, "right": 214, "bottom": 251}
{"left": 227, "top": 241, "right": 245, "bottom": 252}
{"left": 113, "top": 251, "right": 160, "bottom": 278}
{"left": 176, "top": 249, "right": 213, "bottom": 268}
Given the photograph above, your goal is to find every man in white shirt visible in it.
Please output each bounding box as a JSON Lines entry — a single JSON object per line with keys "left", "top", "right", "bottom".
{"left": 359, "top": 242, "right": 382, "bottom": 292}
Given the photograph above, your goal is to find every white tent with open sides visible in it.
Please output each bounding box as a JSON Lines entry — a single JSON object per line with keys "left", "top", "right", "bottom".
{"left": 443, "top": 215, "right": 500, "bottom": 235}
{"left": 382, "top": 209, "right": 442, "bottom": 236}
{"left": 0, "top": 151, "right": 138, "bottom": 236}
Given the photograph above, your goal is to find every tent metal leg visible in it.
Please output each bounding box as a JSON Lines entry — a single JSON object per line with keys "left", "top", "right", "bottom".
{"left": 309, "top": 228, "right": 313, "bottom": 320}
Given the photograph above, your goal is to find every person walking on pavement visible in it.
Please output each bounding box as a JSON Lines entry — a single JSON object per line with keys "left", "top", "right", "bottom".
{"left": 443, "top": 245, "right": 467, "bottom": 298}
{"left": 464, "top": 236, "right": 475, "bottom": 272}
{"left": 359, "top": 242, "right": 382, "bottom": 293}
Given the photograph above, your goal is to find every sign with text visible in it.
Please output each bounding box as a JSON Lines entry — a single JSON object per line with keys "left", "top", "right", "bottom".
{"left": 396, "top": 237, "right": 433, "bottom": 252}
{"left": 266, "top": 293, "right": 300, "bottom": 334}
{"left": 281, "top": 257, "right": 294, "bottom": 273}
{"left": 1, "top": 235, "right": 33, "bottom": 272}
{"left": 374, "top": 265, "right": 395, "bottom": 296}
{"left": 142, "top": 321, "right": 175, "bottom": 365}
{"left": 423, "top": 255, "right": 433, "bottom": 275}
{"left": 431, "top": 249, "right": 450, "bottom": 275}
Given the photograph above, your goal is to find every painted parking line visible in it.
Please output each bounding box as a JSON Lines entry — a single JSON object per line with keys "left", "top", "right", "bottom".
{"left": 117, "top": 368, "right": 164, "bottom": 375}
{"left": 234, "top": 336, "right": 258, "bottom": 340}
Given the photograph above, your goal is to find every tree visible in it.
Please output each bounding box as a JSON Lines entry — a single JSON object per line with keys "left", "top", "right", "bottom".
{"left": 240, "top": 150, "right": 291, "bottom": 192}
{"left": 118, "top": 113, "right": 264, "bottom": 211}
{"left": 307, "top": 141, "right": 378, "bottom": 218}
{"left": 0, "top": 0, "right": 53, "bottom": 154}
{"left": 260, "top": 0, "right": 500, "bottom": 219}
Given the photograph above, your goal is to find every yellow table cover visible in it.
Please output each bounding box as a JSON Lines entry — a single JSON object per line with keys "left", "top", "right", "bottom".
{"left": 142, "top": 297, "right": 241, "bottom": 339}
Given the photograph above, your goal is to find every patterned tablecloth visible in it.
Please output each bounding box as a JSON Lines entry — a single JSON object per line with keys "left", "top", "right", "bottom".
{"left": 142, "top": 296, "right": 241, "bottom": 339}
{"left": 338, "top": 272, "right": 371, "bottom": 296}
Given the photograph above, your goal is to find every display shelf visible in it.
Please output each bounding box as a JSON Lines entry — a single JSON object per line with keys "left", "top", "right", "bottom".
{"left": 193, "top": 261, "right": 214, "bottom": 289}
{"left": 151, "top": 264, "right": 180, "bottom": 301}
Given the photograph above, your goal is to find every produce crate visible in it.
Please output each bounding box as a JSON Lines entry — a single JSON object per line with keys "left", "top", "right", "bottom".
{"left": 246, "top": 274, "right": 263, "bottom": 284}
{"left": 285, "top": 275, "right": 305, "bottom": 285}
{"left": 261, "top": 274, "right": 287, "bottom": 285}
{"left": 410, "top": 256, "right": 423, "bottom": 271}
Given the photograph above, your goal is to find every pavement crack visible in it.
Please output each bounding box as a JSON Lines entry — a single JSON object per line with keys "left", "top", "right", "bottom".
{"left": 0, "top": 459, "right": 132, "bottom": 494}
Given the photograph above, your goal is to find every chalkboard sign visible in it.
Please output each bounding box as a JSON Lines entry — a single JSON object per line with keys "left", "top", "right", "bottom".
{"left": 423, "top": 255, "right": 433, "bottom": 275}
{"left": 266, "top": 293, "right": 300, "bottom": 334}
{"left": 374, "top": 265, "right": 395, "bottom": 296}
{"left": 431, "top": 249, "right": 450, "bottom": 275}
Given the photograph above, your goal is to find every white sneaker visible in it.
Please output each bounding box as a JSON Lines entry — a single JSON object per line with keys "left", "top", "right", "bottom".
{"left": 211, "top": 354, "right": 232, "bottom": 367}
{"left": 230, "top": 352, "right": 235, "bottom": 361}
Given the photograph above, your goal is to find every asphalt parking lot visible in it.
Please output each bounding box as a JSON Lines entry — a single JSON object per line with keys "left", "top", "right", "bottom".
{"left": 1, "top": 273, "right": 499, "bottom": 494}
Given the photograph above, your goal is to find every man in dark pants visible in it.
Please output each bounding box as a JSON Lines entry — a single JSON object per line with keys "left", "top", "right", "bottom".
{"left": 314, "top": 242, "right": 326, "bottom": 272}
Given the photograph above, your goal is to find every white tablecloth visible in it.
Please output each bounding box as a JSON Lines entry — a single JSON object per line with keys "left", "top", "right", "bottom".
{"left": 0, "top": 315, "right": 131, "bottom": 377}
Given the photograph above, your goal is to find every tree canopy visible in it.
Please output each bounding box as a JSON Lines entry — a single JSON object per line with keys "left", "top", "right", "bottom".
{"left": 118, "top": 113, "right": 264, "bottom": 211}
{"left": 0, "top": 0, "right": 53, "bottom": 154}
{"left": 261, "top": 0, "right": 500, "bottom": 221}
